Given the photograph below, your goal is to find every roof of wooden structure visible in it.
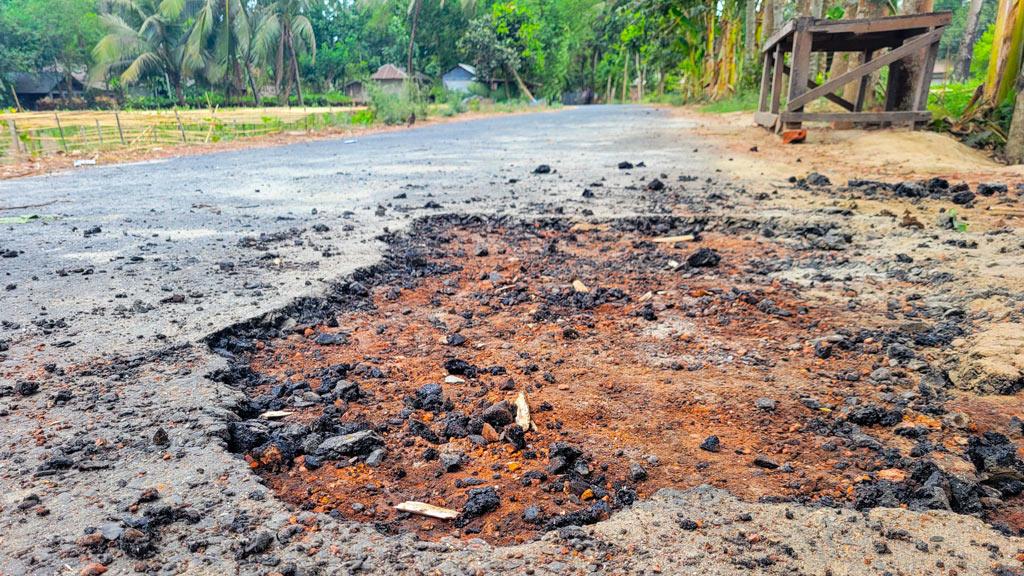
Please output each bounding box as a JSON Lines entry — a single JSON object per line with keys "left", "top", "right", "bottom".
{"left": 762, "top": 12, "right": 952, "bottom": 54}
{"left": 371, "top": 64, "right": 430, "bottom": 82}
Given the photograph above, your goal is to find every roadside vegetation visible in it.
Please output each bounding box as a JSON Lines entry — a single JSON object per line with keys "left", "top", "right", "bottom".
{"left": 2, "top": 0, "right": 1024, "bottom": 160}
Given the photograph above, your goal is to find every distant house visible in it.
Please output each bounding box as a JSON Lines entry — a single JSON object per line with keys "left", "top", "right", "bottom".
{"left": 370, "top": 64, "right": 429, "bottom": 95}
{"left": 6, "top": 69, "right": 85, "bottom": 109}
{"left": 343, "top": 80, "right": 368, "bottom": 104}
{"left": 442, "top": 64, "right": 477, "bottom": 93}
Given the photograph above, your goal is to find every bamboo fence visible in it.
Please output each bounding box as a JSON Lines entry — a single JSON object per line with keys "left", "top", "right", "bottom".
{"left": 1, "top": 106, "right": 370, "bottom": 163}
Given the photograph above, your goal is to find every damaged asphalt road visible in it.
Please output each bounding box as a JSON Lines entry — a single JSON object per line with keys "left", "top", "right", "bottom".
{"left": 3, "top": 106, "right": 1024, "bottom": 575}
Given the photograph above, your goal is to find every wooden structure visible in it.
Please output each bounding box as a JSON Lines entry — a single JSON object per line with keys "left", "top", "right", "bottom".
{"left": 755, "top": 12, "right": 951, "bottom": 132}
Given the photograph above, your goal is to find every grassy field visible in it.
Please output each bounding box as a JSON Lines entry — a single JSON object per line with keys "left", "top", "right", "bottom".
{"left": 0, "top": 106, "right": 373, "bottom": 163}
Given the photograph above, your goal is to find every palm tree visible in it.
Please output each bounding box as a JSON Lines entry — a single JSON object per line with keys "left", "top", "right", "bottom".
{"left": 92, "top": 0, "right": 196, "bottom": 106}
{"left": 260, "top": 0, "right": 316, "bottom": 105}
{"left": 186, "top": 0, "right": 265, "bottom": 103}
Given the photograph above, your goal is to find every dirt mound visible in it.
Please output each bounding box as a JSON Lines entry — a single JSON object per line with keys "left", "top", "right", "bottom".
{"left": 951, "top": 322, "right": 1024, "bottom": 394}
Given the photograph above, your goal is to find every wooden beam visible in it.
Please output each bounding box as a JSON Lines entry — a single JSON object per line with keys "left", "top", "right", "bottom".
{"left": 806, "top": 11, "right": 951, "bottom": 35}
{"left": 762, "top": 19, "right": 797, "bottom": 53}
{"left": 783, "top": 64, "right": 856, "bottom": 111}
{"left": 759, "top": 51, "right": 773, "bottom": 112}
{"left": 785, "top": 21, "right": 813, "bottom": 128}
{"left": 786, "top": 27, "right": 944, "bottom": 111}
{"left": 771, "top": 45, "right": 785, "bottom": 114}
{"left": 754, "top": 111, "right": 779, "bottom": 128}
{"left": 779, "top": 110, "right": 931, "bottom": 123}
{"left": 914, "top": 35, "right": 941, "bottom": 113}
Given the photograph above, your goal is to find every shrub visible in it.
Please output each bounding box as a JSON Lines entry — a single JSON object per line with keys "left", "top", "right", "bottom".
{"left": 367, "top": 81, "right": 424, "bottom": 125}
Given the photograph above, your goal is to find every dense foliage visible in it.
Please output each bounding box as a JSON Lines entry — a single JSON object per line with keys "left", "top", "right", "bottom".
{"left": 0, "top": 0, "right": 1013, "bottom": 111}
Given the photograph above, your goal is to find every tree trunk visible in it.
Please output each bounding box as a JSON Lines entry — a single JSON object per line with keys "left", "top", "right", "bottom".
{"left": 289, "top": 32, "right": 304, "bottom": 106}
{"left": 247, "top": 63, "right": 261, "bottom": 106}
{"left": 745, "top": 0, "right": 757, "bottom": 55}
{"left": 175, "top": 80, "right": 185, "bottom": 107}
{"left": 1007, "top": 74, "right": 1024, "bottom": 162}
{"left": 984, "top": 0, "right": 1024, "bottom": 107}
{"left": 763, "top": 0, "right": 775, "bottom": 41}
{"left": 275, "top": 28, "right": 286, "bottom": 103}
{"left": 956, "top": 0, "right": 985, "bottom": 80}
{"left": 509, "top": 65, "right": 535, "bottom": 101}
{"left": 892, "top": 0, "right": 934, "bottom": 111}
{"left": 635, "top": 51, "right": 642, "bottom": 102}
{"left": 855, "top": 0, "right": 885, "bottom": 109}
{"left": 407, "top": 0, "right": 421, "bottom": 76}
{"left": 621, "top": 50, "right": 629, "bottom": 102}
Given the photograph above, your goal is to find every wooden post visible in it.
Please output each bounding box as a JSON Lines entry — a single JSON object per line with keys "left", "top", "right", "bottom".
{"left": 771, "top": 44, "right": 785, "bottom": 114}
{"left": 54, "top": 112, "right": 68, "bottom": 153}
{"left": 914, "top": 31, "right": 941, "bottom": 125}
{"left": 10, "top": 84, "right": 23, "bottom": 112}
{"left": 7, "top": 118, "right": 22, "bottom": 156}
{"left": 115, "top": 111, "right": 125, "bottom": 145}
{"left": 785, "top": 17, "right": 813, "bottom": 129}
{"left": 174, "top": 108, "right": 186, "bottom": 142}
{"left": 759, "top": 51, "right": 774, "bottom": 112}
{"left": 854, "top": 50, "right": 874, "bottom": 112}
{"left": 95, "top": 119, "right": 104, "bottom": 146}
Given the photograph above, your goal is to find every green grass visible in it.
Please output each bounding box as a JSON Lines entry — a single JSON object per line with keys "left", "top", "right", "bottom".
{"left": 928, "top": 82, "right": 979, "bottom": 120}
{"left": 700, "top": 90, "right": 759, "bottom": 113}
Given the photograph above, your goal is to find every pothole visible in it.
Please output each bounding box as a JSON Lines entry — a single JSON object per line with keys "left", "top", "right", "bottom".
{"left": 208, "top": 215, "right": 1024, "bottom": 545}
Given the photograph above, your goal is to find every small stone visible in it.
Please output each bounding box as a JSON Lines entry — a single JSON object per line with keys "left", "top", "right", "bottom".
{"left": 699, "top": 435, "right": 721, "bottom": 453}
{"left": 628, "top": 463, "right": 648, "bottom": 482}
{"left": 152, "top": 427, "right": 170, "bottom": 446}
{"left": 806, "top": 172, "right": 831, "bottom": 186}
{"left": 80, "top": 563, "right": 108, "bottom": 576}
{"left": 686, "top": 248, "right": 720, "bottom": 268}
{"left": 754, "top": 398, "right": 776, "bottom": 411}
{"left": 440, "top": 450, "right": 466, "bottom": 473}
{"left": 365, "top": 448, "right": 386, "bottom": 467}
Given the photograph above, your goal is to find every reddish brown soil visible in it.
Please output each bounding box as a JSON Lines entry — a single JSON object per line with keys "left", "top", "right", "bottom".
{"left": 236, "top": 222, "right": 975, "bottom": 544}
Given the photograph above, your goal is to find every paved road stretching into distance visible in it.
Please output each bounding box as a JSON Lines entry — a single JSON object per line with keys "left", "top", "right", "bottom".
{"left": 0, "top": 105, "right": 710, "bottom": 368}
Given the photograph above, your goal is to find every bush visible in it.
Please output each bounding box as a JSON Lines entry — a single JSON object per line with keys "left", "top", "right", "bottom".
{"left": 700, "top": 90, "right": 759, "bottom": 113}
{"left": 367, "top": 82, "right": 424, "bottom": 125}
{"left": 440, "top": 89, "right": 468, "bottom": 117}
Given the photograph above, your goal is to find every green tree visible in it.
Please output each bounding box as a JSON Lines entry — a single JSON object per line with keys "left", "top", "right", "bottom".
{"left": 262, "top": 0, "right": 317, "bottom": 105}
{"left": 92, "top": 0, "right": 195, "bottom": 105}
{"left": 0, "top": 0, "right": 102, "bottom": 105}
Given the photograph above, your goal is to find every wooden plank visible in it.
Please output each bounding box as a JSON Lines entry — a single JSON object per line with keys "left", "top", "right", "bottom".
{"left": 762, "top": 19, "right": 798, "bottom": 53}
{"left": 394, "top": 501, "right": 459, "bottom": 520}
{"left": 806, "top": 11, "right": 951, "bottom": 34}
{"left": 785, "top": 20, "right": 813, "bottom": 129}
{"left": 771, "top": 45, "right": 785, "bottom": 114}
{"left": 915, "top": 36, "right": 941, "bottom": 112}
{"left": 754, "top": 111, "right": 779, "bottom": 128}
{"left": 7, "top": 119, "right": 22, "bottom": 156}
{"left": 759, "top": 51, "right": 773, "bottom": 112}
{"left": 779, "top": 111, "right": 931, "bottom": 123}
{"left": 786, "top": 27, "right": 944, "bottom": 111}
{"left": 783, "top": 64, "right": 856, "bottom": 111}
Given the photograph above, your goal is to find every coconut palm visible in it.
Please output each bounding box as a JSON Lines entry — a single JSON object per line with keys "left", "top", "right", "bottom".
{"left": 260, "top": 0, "right": 317, "bottom": 105}
{"left": 92, "top": 0, "right": 195, "bottom": 105}
{"left": 186, "top": 0, "right": 265, "bottom": 102}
